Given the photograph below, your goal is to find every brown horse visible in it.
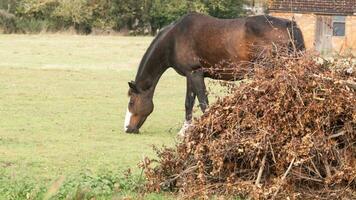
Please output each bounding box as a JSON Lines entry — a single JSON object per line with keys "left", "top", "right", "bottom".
{"left": 124, "top": 13, "right": 305, "bottom": 134}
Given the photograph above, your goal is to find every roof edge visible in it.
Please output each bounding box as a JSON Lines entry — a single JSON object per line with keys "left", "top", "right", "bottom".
{"left": 268, "top": 9, "right": 355, "bottom": 16}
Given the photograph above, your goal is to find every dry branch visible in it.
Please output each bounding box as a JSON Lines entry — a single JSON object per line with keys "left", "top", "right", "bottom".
{"left": 255, "top": 153, "right": 267, "bottom": 186}
{"left": 312, "top": 74, "right": 356, "bottom": 90}
{"left": 142, "top": 52, "right": 356, "bottom": 199}
{"left": 272, "top": 157, "right": 296, "bottom": 199}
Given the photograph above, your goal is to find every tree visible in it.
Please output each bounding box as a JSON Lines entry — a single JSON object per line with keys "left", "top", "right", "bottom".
{"left": 89, "top": 0, "right": 115, "bottom": 30}
{"left": 203, "top": 0, "right": 247, "bottom": 19}
{"left": 149, "top": 0, "right": 207, "bottom": 33}
{"left": 109, "top": 0, "right": 146, "bottom": 31}
{"left": 16, "top": 0, "right": 59, "bottom": 19}
{"left": 148, "top": 0, "right": 246, "bottom": 33}
{"left": 0, "top": 0, "right": 20, "bottom": 13}
{"left": 1, "top": 0, "right": 248, "bottom": 34}
{"left": 54, "top": 0, "right": 92, "bottom": 24}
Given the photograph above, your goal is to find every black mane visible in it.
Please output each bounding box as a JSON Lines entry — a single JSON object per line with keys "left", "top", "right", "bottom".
{"left": 135, "top": 24, "right": 175, "bottom": 84}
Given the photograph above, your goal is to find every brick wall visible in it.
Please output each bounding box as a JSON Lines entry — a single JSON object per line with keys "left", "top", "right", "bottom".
{"left": 270, "top": 12, "right": 356, "bottom": 55}
{"left": 345, "top": 16, "right": 356, "bottom": 55}
{"left": 322, "top": 16, "right": 356, "bottom": 55}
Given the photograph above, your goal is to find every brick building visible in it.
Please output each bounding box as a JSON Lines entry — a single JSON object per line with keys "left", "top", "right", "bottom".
{"left": 268, "top": 0, "right": 356, "bottom": 55}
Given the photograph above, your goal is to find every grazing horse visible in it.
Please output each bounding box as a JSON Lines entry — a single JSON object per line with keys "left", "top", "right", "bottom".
{"left": 124, "top": 13, "right": 305, "bottom": 134}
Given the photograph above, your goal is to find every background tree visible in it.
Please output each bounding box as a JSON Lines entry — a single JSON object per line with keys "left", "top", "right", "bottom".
{"left": 204, "top": 0, "right": 246, "bottom": 18}
{"left": 53, "top": 0, "right": 93, "bottom": 33}
{"left": 0, "top": 0, "right": 19, "bottom": 13}
{"left": 16, "top": 0, "right": 59, "bottom": 19}
{"left": 0, "top": 0, "right": 248, "bottom": 34}
{"left": 148, "top": 0, "right": 246, "bottom": 33}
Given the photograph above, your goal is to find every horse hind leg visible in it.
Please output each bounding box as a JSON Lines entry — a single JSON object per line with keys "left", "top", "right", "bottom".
{"left": 178, "top": 69, "right": 209, "bottom": 137}
{"left": 178, "top": 77, "right": 196, "bottom": 137}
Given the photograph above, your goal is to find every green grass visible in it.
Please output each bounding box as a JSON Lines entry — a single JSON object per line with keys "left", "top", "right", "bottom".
{"left": 0, "top": 34, "right": 190, "bottom": 199}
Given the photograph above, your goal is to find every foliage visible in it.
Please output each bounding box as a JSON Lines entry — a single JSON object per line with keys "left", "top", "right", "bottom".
{"left": 148, "top": 0, "right": 207, "bottom": 33}
{"left": 0, "top": 171, "right": 46, "bottom": 200}
{"left": 0, "top": 169, "right": 152, "bottom": 200}
{"left": 0, "top": 0, "right": 19, "bottom": 13}
{"left": 203, "top": 0, "right": 247, "bottom": 19}
{"left": 0, "top": 0, "right": 247, "bottom": 34}
{"left": 53, "top": 0, "right": 93, "bottom": 33}
{"left": 50, "top": 170, "right": 143, "bottom": 200}
{"left": 16, "top": 0, "right": 59, "bottom": 19}
{"left": 0, "top": 9, "right": 17, "bottom": 33}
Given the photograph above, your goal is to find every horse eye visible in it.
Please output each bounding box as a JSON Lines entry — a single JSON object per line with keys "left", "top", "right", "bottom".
{"left": 129, "top": 100, "right": 134, "bottom": 106}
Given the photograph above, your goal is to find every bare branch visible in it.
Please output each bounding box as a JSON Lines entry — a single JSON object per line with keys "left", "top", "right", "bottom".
{"left": 255, "top": 153, "right": 267, "bottom": 186}
{"left": 272, "top": 157, "right": 296, "bottom": 199}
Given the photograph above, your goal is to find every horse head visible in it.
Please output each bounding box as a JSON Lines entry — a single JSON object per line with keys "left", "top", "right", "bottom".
{"left": 124, "top": 81, "right": 154, "bottom": 133}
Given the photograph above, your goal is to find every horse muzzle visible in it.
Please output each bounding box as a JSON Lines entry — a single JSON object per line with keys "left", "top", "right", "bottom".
{"left": 125, "top": 126, "right": 139, "bottom": 134}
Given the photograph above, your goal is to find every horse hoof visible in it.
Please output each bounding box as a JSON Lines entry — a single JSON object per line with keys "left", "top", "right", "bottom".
{"left": 178, "top": 121, "right": 191, "bottom": 137}
{"left": 177, "top": 129, "right": 186, "bottom": 138}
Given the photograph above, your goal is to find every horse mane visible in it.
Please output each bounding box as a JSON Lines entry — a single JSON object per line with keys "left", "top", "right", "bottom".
{"left": 135, "top": 23, "right": 175, "bottom": 83}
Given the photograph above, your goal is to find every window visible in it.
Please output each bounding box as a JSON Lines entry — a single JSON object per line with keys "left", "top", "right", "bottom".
{"left": 333, "top": 16, "right": 346, "bottom": 36}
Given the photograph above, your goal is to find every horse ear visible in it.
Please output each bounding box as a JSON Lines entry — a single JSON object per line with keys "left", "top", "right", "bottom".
{"left": 128, "top": 81, "right": 139, "bottom": 94}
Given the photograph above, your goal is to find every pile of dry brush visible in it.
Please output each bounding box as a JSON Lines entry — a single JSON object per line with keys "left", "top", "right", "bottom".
{"left": 140, "top": 52, "right": 356, "bottom": 199}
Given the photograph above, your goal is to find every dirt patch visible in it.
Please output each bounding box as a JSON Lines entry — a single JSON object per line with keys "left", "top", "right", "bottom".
{"left": 1, "top": 161, "right": 14, "bottom": 168}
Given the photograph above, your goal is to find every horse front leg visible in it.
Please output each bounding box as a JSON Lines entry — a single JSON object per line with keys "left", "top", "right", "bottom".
{"left": 178, "top": 77, "right": 196, "bottom": 137}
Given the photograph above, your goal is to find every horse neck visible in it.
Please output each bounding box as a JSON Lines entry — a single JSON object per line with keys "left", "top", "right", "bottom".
{"left": 134, "top": 25, "right": 173, "bottom": 96}
{"left": 134, "top": 49, "right": 169, "bottom": 97}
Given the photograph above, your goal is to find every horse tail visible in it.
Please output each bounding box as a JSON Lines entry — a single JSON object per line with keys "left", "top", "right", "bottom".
{"left": 287, "top": 21, "right": 305, "bottom": 51}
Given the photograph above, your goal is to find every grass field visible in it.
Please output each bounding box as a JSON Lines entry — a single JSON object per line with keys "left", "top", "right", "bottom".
{"left": 0, "top": 34, "right": 194, "bottom": 199}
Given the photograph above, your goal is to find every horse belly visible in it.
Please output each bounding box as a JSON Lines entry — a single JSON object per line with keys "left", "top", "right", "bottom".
{"left": 199, "top": 42, "right": 252, "bottom": 81}
{"left": 202, "top": 60, "right": 252, "bottom": 81}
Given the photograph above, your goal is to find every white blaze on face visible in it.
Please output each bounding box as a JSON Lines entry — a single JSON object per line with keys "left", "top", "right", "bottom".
{"left": 124, "top": 108, "right": 133, "bottom": 132}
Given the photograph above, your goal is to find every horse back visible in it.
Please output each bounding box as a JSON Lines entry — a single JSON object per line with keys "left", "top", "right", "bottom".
{"left": 167, "top": 13, "right": 305, "bottom": 78}
{"left": 244, "top": 15, "right": 305, "bottom": 51}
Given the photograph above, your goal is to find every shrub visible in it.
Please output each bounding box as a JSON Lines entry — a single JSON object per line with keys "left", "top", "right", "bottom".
{"left": 15, "top": 18, "right": 51, "bottom": 33}
{"left": 0, "top": 169, "right": 146, "bottom": 200}
{"left": 0, "top": 9, "right": 17, "bottom": 33}
{"left": 1, "top": 0, "right": 247, "bottom": 35}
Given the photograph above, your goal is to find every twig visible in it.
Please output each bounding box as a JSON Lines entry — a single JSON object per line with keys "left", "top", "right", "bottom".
{"left": 272, "top": 157, "right": 296, "bottom": 199}
{"left": 263, "top": 14, "right": 275, "bottom": 28}
{"left": 328, "top": 131, "right": 345, "bottom": 139}
{"left": 312, "top": 74, "right": 356, "bottom": 90}
{"left": 290, "top": 74, "right": 305, "bottom": 105}
{"left": 161, "top": 165, "right": 198, "bottom": 186}
{"left": 139, "top": 156, "right": 146, "bottom": 183}
{"left": 269, "top": 142, "right": 276, "bottom": 164}
{"left": 287, "top": 28, "right": 297, "bottom": 54}
{"left": 291, "top": 171, "right": 323, "bottom": 182}
{"left": 323, "top": 157, "right": 332, "bottom": 178}
{"left": 282, "top": 158, "right": 296, "bottom": 179}
{"left": 255, "top": 153, "right": 267, "bottom": 186}
{"left": 311, "top": 159, "right": 323, "bottom": 179}
{"left": 338, "top": 80, "right": 356, "bottom": 90}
